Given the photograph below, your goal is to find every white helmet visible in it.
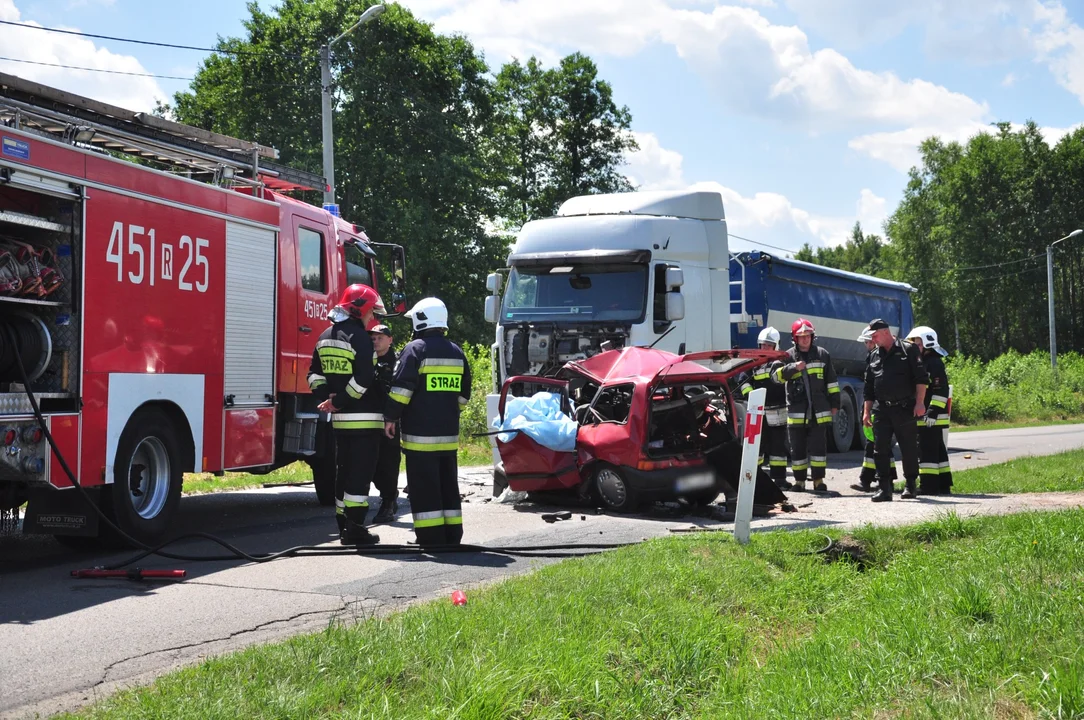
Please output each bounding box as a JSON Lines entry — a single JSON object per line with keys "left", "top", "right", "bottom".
{"left": 406, "top": 297, "right": 449, "bottom": 332}
{"left": 757, "top": 326, "right": 780, "bottom": 348}
{"left": 906, "top": 325, "right": 948, "bottom": 356}
{"left": 857, "top": 325, "right": 874, "bottom": 343}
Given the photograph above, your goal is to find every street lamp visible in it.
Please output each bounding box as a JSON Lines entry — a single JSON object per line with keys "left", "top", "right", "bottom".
{"left": 1047, "top": 228, "right": 1083, "bottom": 370}
{"left": 320, "top": 3, "right": 386, "bottom": 211}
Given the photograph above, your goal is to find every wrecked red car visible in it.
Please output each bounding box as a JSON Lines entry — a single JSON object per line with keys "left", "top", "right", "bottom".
{"left": 494, "top": 347, "right": 789, "bottom": 513}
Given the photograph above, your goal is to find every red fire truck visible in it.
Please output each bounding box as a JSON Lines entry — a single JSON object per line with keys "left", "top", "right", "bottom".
{"left": 0, "top": 73, "right": 406, "bottom": 544}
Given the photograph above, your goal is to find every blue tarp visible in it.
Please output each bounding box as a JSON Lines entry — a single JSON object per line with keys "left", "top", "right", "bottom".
{"left": 492, "top": 392, "right": 578, "bottom": 452}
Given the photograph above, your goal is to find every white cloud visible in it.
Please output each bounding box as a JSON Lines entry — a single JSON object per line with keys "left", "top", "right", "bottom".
{"left": 0, "top": 0, "right": 166, "bottom": 111}
{"left": 623, "top": 131, "right": 685, "bottom": 190}
{"left": 850, "top": 120, "right": 1084, "bottom": 173}
{"left": 408, "top": 0, "right": 988, "bottom": 135}
{"left": 625, "top": 131, "right": 887, "bottom": 250}
{"left": 785, "top": 0, "right": 1084, "bottom": 104}
{"left": 1002, "top": 72, "right": 1017, "bottom": 86}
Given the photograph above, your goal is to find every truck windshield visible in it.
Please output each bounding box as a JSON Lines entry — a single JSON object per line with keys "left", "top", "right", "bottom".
{"left": 501, "top": 263, "right": 647, "bottom": 322}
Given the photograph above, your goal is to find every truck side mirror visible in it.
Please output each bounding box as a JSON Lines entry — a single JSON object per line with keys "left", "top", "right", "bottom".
{"left": 665, "top": 291, "right": 685, "bottom": 321}
{"left": 391, "top": 245, "right": 407, "bottom": 314}
{"left": 665, "top": 267, "right": 684, "bottom": 289}
{"left": 484, "top": 295, "right": 499, "bottom": 324}
{"left": 486, "top": 272, "right": 502, "bottom": 295}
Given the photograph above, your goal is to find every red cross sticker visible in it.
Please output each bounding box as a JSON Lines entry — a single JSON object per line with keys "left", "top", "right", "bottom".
{"left": 744, "top": 406, "right": 763, "bottom": 444}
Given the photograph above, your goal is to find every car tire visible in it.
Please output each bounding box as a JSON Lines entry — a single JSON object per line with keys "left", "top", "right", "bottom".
{"left": 592, "top": 465, "right": 640, "bottom": 514}
{"left": 828, "top": 391, "right": 856, "bottom": 453}
{"left": 104, "top": 408, "right": 183, "bottom": 546}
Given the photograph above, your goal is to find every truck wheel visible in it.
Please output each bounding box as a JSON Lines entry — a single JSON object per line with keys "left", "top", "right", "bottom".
{"left": 828, "top": 392, "right": 856, "bottom": 453}
{"left": 106, "top": 408, "right": 183, "bottom": 546}
{"left": 592, "top": 465, "right": 640, "bottom": 514}
{"left": 306, "top": 447, "right": 337, "bottom": 507}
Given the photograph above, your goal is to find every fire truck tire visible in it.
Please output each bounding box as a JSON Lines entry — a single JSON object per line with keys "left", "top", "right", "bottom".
{"left": 105, "top": 408, "right": 183, "bottom": 545}
{"left": 592, "top": 465, "right": 640, "bottom": 514}
{"left": 307, "top": 450, "right": 336, "bottom": 507}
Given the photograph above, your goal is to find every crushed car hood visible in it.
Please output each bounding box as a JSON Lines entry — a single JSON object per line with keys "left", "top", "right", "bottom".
{"left": 562, "top": 346, "right": 786, "bottom": 386}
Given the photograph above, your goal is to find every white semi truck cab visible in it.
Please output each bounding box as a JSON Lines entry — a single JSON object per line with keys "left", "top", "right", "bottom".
{"left": 483, "top": 190, "right": 733, "bottom": 461}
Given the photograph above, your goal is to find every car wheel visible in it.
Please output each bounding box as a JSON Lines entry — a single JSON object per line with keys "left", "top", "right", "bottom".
{"left": 105, "top": 408, "right": 183, "bottom": 546}
{"left": 592, "top": 465, "right": 640, "bottom": 513}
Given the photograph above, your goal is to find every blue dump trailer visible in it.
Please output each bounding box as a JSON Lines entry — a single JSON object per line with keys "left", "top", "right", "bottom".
{"left": 729, "top": 250, "right": 916, "bottom": 452}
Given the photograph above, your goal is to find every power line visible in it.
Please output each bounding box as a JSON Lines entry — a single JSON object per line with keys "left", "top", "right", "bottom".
{"left": 727, "top": 233, "right": 796, "bottom": 256}
{"left": 0, "top": 18, "right": 307, "bottom": 59}
{"left": 0, "top": 55, "right": 193, "bottom": 81}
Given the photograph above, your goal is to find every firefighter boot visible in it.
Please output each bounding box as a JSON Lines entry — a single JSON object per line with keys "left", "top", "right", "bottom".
{"left": 871, "top": 476, "right": 893, "bottom": 502}
{"left": 372, "top": 498, "right": 397, "bottom": 524}
{"left": 335, "top": 511, "right": 345, "bottom": 539}
{"left": 341, "top": 506, "right": 379, "bottom": 546}
{"left": 901, "top": 478, "right": 918, "bottom": 500}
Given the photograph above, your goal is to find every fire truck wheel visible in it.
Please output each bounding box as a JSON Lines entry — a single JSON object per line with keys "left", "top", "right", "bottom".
{"left": 306, "top": 450, "right": 336, "bottom": 507}
{"left": 106, "top": 408, "right": 183, "bottom": 545}
{"left": 592, "top": 465, "right": 640, "bottom": 514}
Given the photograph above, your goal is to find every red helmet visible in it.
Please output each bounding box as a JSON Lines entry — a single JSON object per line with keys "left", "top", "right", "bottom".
{"left": 335, "top": 284, "right": 384, "bottom": 319}
{"left": 791, "top": 318, "right": 815, "bottom": 341}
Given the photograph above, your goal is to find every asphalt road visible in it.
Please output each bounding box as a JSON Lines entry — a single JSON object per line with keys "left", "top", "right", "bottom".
{"left": 2, "top": 423, "right": 1083, "bottom": 718}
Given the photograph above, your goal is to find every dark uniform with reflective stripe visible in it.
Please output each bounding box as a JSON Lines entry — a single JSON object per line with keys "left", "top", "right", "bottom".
{"left": 738, "top": 363, "right": 789, "bottom": 486}
{"left": 307, "top": 317, "right": 381, "bottom": 534}
{"left": 384, "top": 330, "right": 472, "bottom": 546}
{"left": 771, "top": 344, "right": 839, "bottom": 488}
{"left": 373, "top": 347, "right": 401, "bottom": 508}
{"left": 857, "top": 347, "right": 897, "bottom": 490}
{"left": 864, "top": 339, "right": 928, "bottom": 490}
{"left": 917, "top": 352, "right": 952, "bottom": 494}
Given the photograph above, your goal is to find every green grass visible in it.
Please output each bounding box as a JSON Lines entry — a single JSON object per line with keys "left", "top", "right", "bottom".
{"left": 182, "top": 463, "right": 314, "bottom": 495}
{"left": 184, "top": 442, "right": 494, "bottom": 496}
{"left": 949, "top": 448, "right": 1084, "bottom": 495}
{"left": 951, "top": 417, "right": 1084, "bottom": 432}
{"left": 66, "top": 509, "right": 1084, "bottom": 719}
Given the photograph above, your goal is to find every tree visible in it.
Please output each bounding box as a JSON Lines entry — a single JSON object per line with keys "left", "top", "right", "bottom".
{"left": 494, "top": 53, "right": 637, "bottom": 228}
{"left": 794, "top": 222, "right": 893, "bottom": 277}
{"left": 164, "top": 0, "right": 508, "bottom": 342}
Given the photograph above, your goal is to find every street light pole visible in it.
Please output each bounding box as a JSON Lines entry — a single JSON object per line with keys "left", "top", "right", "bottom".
{"left": 1047, "top": 228, "right": 1083, "bottom": 370}
{"left": 319, "top": 3, "right": 386, "bottom": 210}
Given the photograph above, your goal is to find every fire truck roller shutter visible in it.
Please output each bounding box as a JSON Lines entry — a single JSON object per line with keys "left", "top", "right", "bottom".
{"left": 223, "top": 222, "right": 276, "bottom": 405}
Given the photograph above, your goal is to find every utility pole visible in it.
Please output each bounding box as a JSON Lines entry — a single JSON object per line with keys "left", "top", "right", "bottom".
{"left": 320, "top": 4, "right": 386, "bottom": 212}
{"left": 1048, "top": 228, "right": 1083, "bottom": 370}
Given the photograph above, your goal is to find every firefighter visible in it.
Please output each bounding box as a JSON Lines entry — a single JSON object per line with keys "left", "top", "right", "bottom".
{"left": 851, "top": 325, "right": 898, "bottom": 492}
{"left": 384, "top": 297, "right": 472, "bottom": 547}
{"left": 905, "top": 326, "right": 953, "bottom": 495}
{"left": 863, "top": 318, "right": 928, "bottom": 502}
{"left": 369, "top": 323, "right": 402, "bottom": 523}
{"left": 737, "top": 327, "right": 791, "bottom": 489}
{"left": 307, "top": 284, "right": 386, "bottom": 545}
{"left": 771, "top": 318, "right": 840, "bottom": 492}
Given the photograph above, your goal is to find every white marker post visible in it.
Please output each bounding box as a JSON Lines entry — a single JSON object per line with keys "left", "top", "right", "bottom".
{"left": 734, "top": 388, "right": 766, "bottom": 545}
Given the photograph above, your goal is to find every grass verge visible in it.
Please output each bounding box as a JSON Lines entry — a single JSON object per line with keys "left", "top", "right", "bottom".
{"left": 65, "top": 508, "right": 1084, "bottom": 719}
{"left": 183, "top": 440, "right": 495, "bottom": 496}
{"left": 951, "top": 418, "right": 1084, "bottom": 433}
{"left": 949, "top": 447, "right": 1084, "bottom": 495}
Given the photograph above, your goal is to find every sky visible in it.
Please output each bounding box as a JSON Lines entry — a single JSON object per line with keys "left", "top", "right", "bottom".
{"left": 2, "top": 0, "right": 1083, "bottom": 255}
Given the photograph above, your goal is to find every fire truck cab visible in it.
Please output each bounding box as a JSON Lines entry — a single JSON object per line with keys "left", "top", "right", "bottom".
{"left": 0, "top": 72, "right": 405, "bottom": 544}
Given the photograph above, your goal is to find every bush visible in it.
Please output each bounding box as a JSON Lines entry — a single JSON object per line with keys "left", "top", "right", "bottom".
{"left": 459, "top": 342, "right": 494, "bottom": 440}
{"left": 946, "top": 350, "right": 1084, "bottom": 425}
